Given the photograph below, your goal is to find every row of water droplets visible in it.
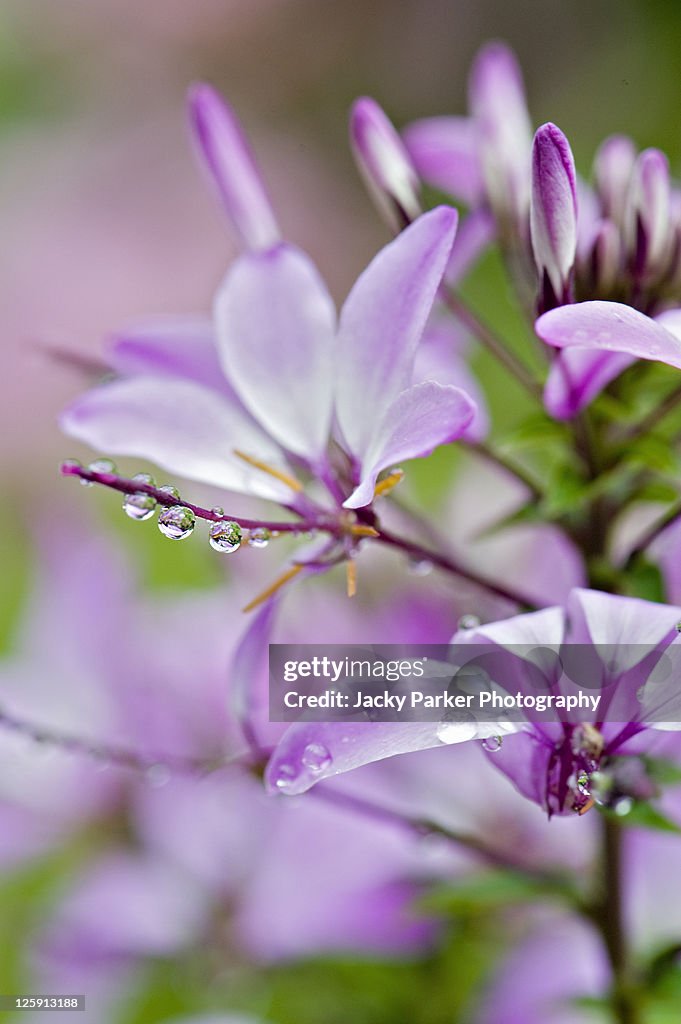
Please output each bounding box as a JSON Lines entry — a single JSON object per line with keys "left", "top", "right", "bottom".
{"left": 74, "top": 459, "right": 271, "bottom": 552}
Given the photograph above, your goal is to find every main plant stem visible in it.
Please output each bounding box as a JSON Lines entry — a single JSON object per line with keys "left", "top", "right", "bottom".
{"left": 591, "top": 816, "right": 642, "bottom": 1024}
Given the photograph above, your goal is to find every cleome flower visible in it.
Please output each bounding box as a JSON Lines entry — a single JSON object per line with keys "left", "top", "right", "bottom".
{"left": 60, "top": 85, "right": 476, "bottom": 595}
{"left": 265, "top": 588, "right": 681, "bottom": 817}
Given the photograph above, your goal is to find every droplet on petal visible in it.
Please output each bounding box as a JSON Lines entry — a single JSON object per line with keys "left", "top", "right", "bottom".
{"left": 481, "top": 735, "right": 503, "bottom": 753}
{"left": 158, "top": 506, "right": 196, "bottom": 540}
{"left": 248, "top": 527, "right": 271, "bottom": 549}
{"left": 209, "top": 520, "right": 242, "bottom": 552}
{"left": 273, "top": 763, "right": 298, "bottom": 791}
{"left": 123, "top": 493, "right": 156, "bottom": 521}
{"left": 88, "top": 457, "right": 117, "bottom": 474}
{"left": 458, "top": 613, "right": 481, "bottom": 630}
{"left": 437, "top": 709, "right": 478, "bottom": 744}
{"left": 145, "top": 763, "right": 171, "bottom": 788}
{"left": 408, "top": 557, "right": 433, "bottom": 576}
{"left": 301, "top": 742, "right": 332, "bottom": 773}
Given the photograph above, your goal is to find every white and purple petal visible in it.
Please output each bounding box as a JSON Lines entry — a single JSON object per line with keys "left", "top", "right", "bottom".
{"left": 402, "top": 116, "right": 484, "bottom": 206}
{"left": 350, "top": 97, "right": 422, "bottom": 229}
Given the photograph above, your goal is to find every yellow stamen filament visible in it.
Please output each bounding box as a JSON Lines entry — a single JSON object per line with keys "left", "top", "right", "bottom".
{"left": 242, "top": 564, "right": 304, "bottom": 613}
{"left": 577, "top": 798, "right": 595, "bottom": 816}
{"left": 349, "top": 525, "right": 379, "bottom": 538}
{"left": 234, "top": 450, "right": 303, "bottom": 492}
{"left": 346, "top": 559, "right": 357, "bottom": 598}
{"left": 373, "top": 469, "right": 404, "bottom": 499}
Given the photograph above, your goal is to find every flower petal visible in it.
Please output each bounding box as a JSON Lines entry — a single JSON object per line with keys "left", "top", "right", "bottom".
{"left": 543, "top": 348, "right": 635, "bottom": 420}
{"left": 60, "top": 376, "right": 294, "bottom": 501}
{"left": 214, "top": 244, "right": 336, "bottom": 461}
{"left": 335, "top": 207, "right": 458, "bottom": 459}
{"left": 107, "top": 316, "right": 227, "bottom": 393}
{"left": 536, "top": 300, "right": 681, "bottom": 370}
{"left": 188, "top": 84, "right": 280, "bottom": 251}
{"left": 402, "top": 116, "right": 484, "bottom": 206}
{"left": 530, "top": 123, "right": 577, "bottom": 304}
{"left": 414, "top": 320, "right": 489, "bottom": 441}
{"left": 343, "top": 381, "right": 474, "bottom": 508}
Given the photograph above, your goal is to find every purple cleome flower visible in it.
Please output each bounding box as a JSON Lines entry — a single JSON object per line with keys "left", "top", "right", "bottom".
{"left": 60, "top": 86, "right": 476, "bottom": 590}
{"left": 266, "top": 588, "right": 681, "bottom": 816}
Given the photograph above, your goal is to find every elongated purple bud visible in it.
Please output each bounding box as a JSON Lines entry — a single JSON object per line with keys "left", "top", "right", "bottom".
{"left": 350, "top": 97, "right": 422, "bottom": 230}
{"left": 625, "top": 148, "right": 672, "bottom": 278}
{"left": 469, "top": 41, "right": 533, "bottom": 227}
{"left": 188, "top": 83, "right": 281, "bottom": 252}
{"left": 530, "top": 123, "right": 577, "bottom": 308}
{"left": 593, "top": 134, "right": 636, "bottom": 227}
{"left": 588, "top": 219, "right": 621, "bottom": 295}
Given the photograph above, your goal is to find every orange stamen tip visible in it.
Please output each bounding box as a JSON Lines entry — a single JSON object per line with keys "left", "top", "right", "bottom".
{"left": 350, "top": 525, "right": 379, "bottom": 538}
{"left": 373, "top": 468, "right": 404, "bottom": 499}
{"left": 233, "top": 449, "right": 303, "bottom": 492}
{"left": 242, "top": 564, "right": 304, "bottom": 613}
{"left": 577, "top": 798, "right": 596, "bottom": 816}
{"left": 346, "top": 560, "right": 357, "bottom": 598}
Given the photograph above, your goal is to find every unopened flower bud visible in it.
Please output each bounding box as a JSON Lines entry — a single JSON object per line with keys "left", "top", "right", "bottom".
{"left": 350, "top": 97, "right": 422, "bottom": 231}
{"left": 530, "top": 123, "right": 578, "bottom": 309}
{"left": 625, "top": 148, "right": 672, "bottom": 279}
{"left": 593, "top": 134, "right": 637, "bottom": 227}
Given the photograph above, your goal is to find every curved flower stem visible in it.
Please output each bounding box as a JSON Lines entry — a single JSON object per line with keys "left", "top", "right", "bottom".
{"left": 60, "top": 461, "right": 332, "bottom": 535}
{"left": 440, "top": 286, "right": 544, "bottom": 400}
{"left": 374, "top": 525, "right": 538, "bottom": 609}
{"left": 0, "top": 702, "right": 243, "bottom": 778}
{"left": 62, "top": 462, "right": 539, "bottom": 608}
{"left": 466, "top": 440, "right": 544, "bottom": 500}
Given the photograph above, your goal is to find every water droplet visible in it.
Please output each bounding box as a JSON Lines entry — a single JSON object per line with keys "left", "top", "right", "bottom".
{"left": 145, "top": 763, "right": 171, "bottom": 788}
{"left": 273, "top": 763, "right": 298, "bottom": 791}
{"left": 576, "top": 770, "right": 591, "bottom": 796}
{"left": 458, "top": 613, "right": 481, "bottom": 631}
{"left": 301, "top": 742, "right": 332, "bottom": 773}
{"left": 132, "top": 472, "right": 155, "bottom": 485}
{"left": 408, "top": 557, "right": 433, "bottom": 576}
{"left": 613, "top": 796, "right": 634, "bottom": 817}
{"left": 158, "top": 505, "right": 195, "bottom": 540}
{"left": 88, "top": 457, "right": 117, "bottom": 474}
{"left": 62, "top": 458, "right": 83, "bottom": 471}
{"left": 248, "top": 527, "right": 271, "bottom": 549}
{"left": 437, "top": 709, "right": 477, "bottom": 744}
{"left": 123, "top": 492, "right": 156, "bottom": 521}
{"left": 481, "top": 735, "right": 503, "bottom": 753}
{"left": 209, "top": 520, "right": 242, "bottom": 552}
{"left": 80, "top": 477, "right": 94, "bottom": 487}
{"left": 158, "top": 484, "right": 180, "bottom": 499}
{"left": 211, "top": 506, "right": 225, "bottom": 517}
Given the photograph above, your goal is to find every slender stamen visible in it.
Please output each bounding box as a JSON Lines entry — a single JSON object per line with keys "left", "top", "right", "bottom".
{"left": 373, "top": 468, "right": 405, "bottom": 499}
{"left": 242, "top": 564, "right": 304, "bottom": 612}
{"left": 349, "top": 524, "right": 380, "bottom": 538}
{"left": 233, "top": 449, "right": 303, "bottom": 492}
{"left": 346, "top": 559, "right": 357, "bottom": 597}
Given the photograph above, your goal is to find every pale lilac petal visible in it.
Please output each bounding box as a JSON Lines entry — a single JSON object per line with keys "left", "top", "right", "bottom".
{"left": 469, "top": 41, "right": 532, "bottom": 221}
{"left": 536, "top": 300, "right": 681, "bottom": 369}
{"left": 215, "top": 245, "right": 336, "bottom": 461}
{"left": 60, "top": 376, "right": 294, "bottom": 501}
{"left": 350, "top": 97, "right": 422, "bottom": 229}
{"left": 335, "top": 207, "right": 458, "bottom": 458}
{"left": 444, "top": 208, "right": 496, "bottom": 285}
{"left": 530, "top": 123, "right": 577, "bottom": 303}
{"left": 188, "top": 84, "right": 280, "bottom": 251}
{"left": 343, "top": 381, "right": 474, "bottom": 508}
{"left": 414, "top": 321, "right": 489, "bottom": 441}
{"left": 625, "top": 148, "right": 671, "bottom": 274}
{"left": 106, "top": 316, "right": 225, "bottom": 393}
{"left": 566, "top": 588, "right": 681, "bottom": 674}
{"left": 594, "top": 134, "right": 637, "bottom": 226}
{"left": 229, "top": 597, "right": 280, "bottom": 746}
{"left": 543, "top": 348, "right": 635, "bottom": 420}
{"left": 456, "top": 605, "right": 566, "bottom": 649}
{"left": 266, "top": 723, "right": 463, "bottom": 796}
{"left": 402, "top": 116, "right": 484, "bottom": 206}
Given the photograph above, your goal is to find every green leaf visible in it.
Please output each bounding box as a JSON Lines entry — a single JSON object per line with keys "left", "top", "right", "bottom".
{"left": 642, "top": 757, "right": 681, "bottom": 787}
{"left": 420, "top": 868, "right": 576, "bottom": 914}
{"left": 602, "top": 801, "right": 681, "bottom": 834}
{"left": 624, "top": 558, "right": 667, "bottom": 602}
